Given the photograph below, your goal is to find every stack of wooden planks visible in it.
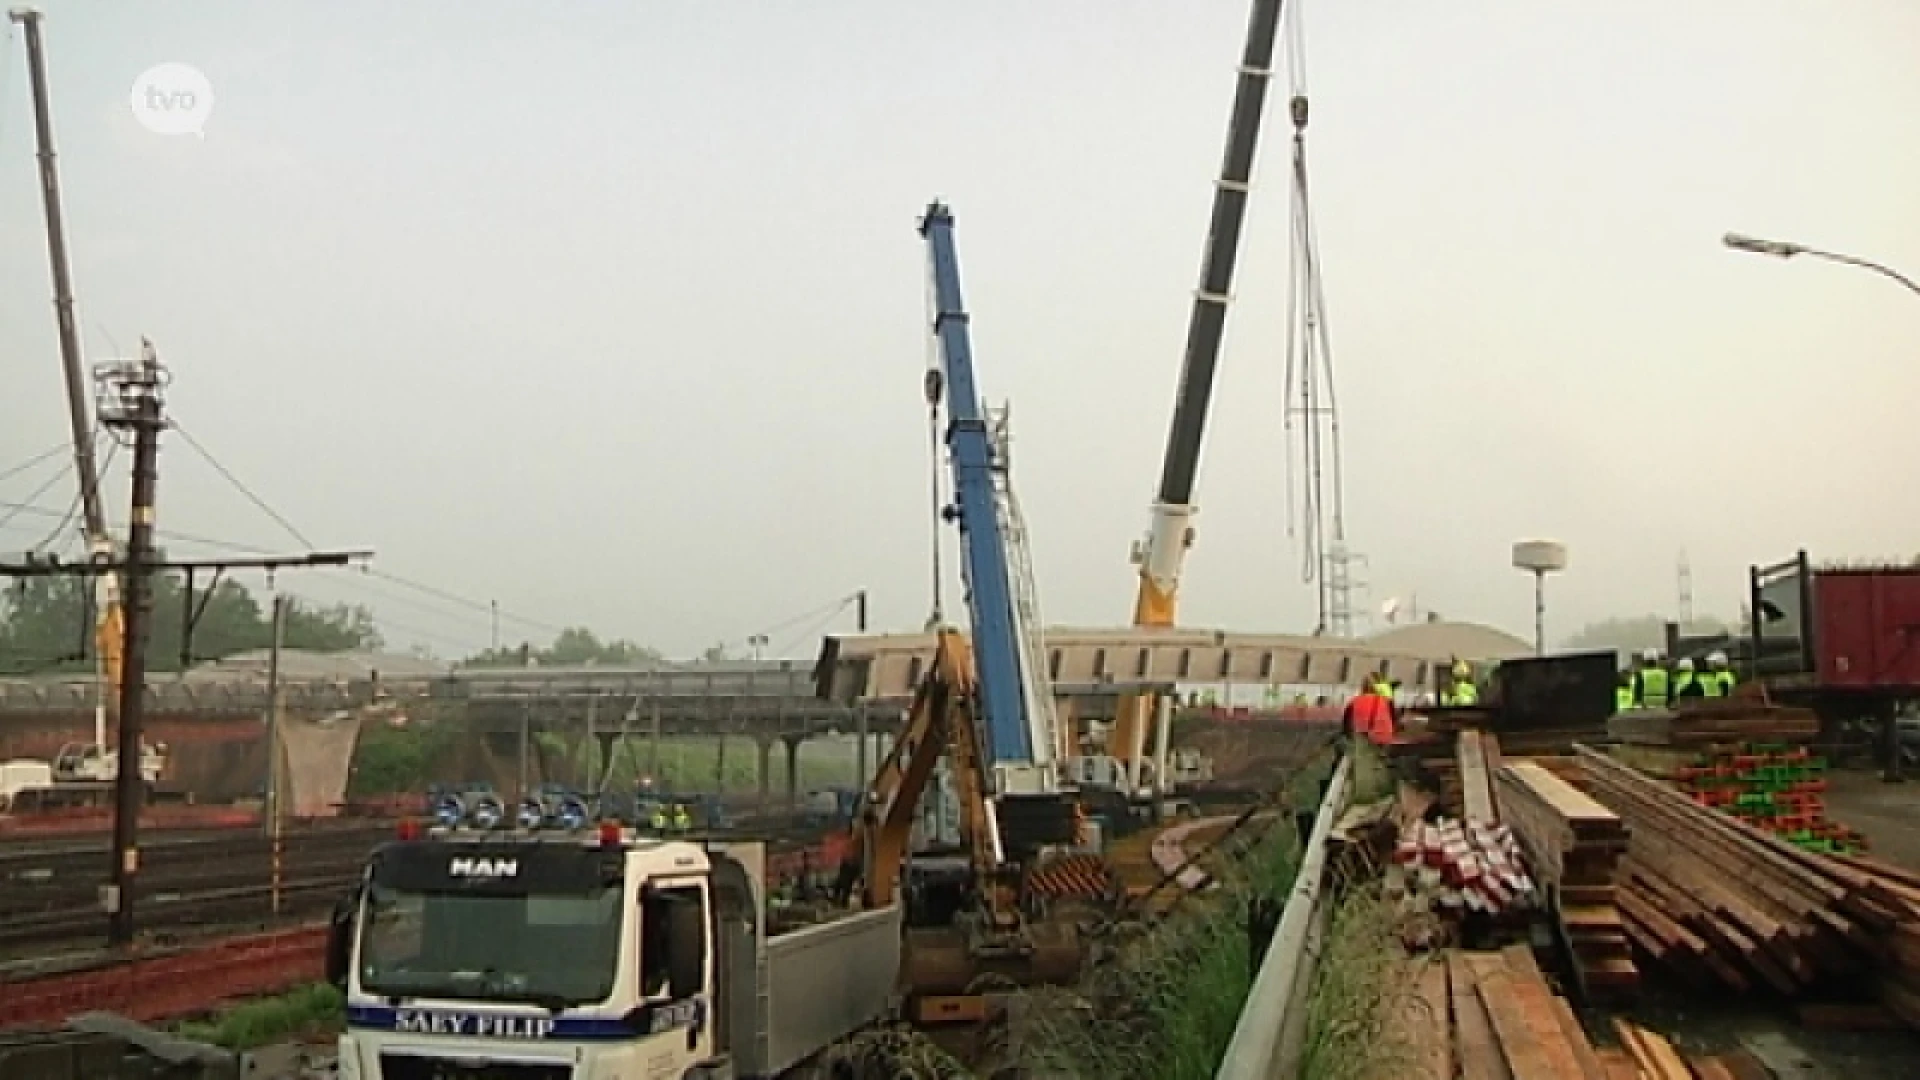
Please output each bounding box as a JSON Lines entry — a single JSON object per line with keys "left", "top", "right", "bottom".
{"left": 1396, "top": 945, "right": 1779, "bottom": 1078}
{"left": 1392, "top": 817, "right": 1537, "bottom": 916}
{"left": 1608, "top": 702, "right": 1819, "bottom": 747}
{"left": 1830, "top": 851, "right": 1920, "bottom": 1025}
{"left": 1497, "top": 761, "right": 1639, "bottom": 998}
{"left": 1610, "top": 1019, "right": 1773, "bottom": 1079}
{"left": 1577, "top": 745, "right": 1920, "bottom": 1025}
{"left": 1458, "top": 729, "right": 1503, "bottom": 823}
{"left": 1398, "top": 944, "right": 1620, "bottom": 1079}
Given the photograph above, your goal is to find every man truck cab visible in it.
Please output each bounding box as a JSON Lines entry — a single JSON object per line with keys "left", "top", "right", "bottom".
{"left": 328, "top": 790, "right": 899, "bottom": 1079}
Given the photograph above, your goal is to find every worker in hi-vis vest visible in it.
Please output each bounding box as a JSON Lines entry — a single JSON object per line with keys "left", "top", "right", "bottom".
{"left": 1633, "top": 649, "right": 1670, "bottom": 709}
{"left": 1707, "top": 651, "right": 1736, "bottom": 696}
{"left": 1615, "top": 670, "right": 1636, "bottom": 712}
{"left": 1440, "top": 661, "right": 1479, "bottom": 706}
{"left": 1672, "top": 656, "right": 1703, "bottom": 700}
{"left": 1342, "top": 678, "right": 1397, "bottom": 746}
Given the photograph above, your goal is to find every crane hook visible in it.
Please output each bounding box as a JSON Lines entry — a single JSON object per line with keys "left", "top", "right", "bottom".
{"left": 923, "top": 368, "right": 944, "bottom": 407}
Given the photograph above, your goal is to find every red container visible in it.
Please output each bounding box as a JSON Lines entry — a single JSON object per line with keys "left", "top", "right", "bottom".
{"left": 1812, "top": 568, "right": 1920, "bottom": 689}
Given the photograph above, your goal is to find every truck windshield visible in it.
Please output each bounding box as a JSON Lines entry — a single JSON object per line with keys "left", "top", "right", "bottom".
{"left": 357, "top": 882, "right": 622, "bottom": 1008}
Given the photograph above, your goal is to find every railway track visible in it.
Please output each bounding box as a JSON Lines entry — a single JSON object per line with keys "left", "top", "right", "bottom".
{"left": 0, "top": 816, "right": 843, "bottom": 959}
{"left": 0, "top": 825, "right": 391, "bottom": 956}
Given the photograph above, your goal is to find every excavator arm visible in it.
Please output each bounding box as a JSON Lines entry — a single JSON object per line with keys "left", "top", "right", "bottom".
{"left": 843, "top": 631, "right": 1001, "bottom": 911}
{"left": 838, "top": 631, "right": 1085, "bottom": 1013}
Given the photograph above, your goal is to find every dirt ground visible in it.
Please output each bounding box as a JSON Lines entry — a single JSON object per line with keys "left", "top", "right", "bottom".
{"left": 1825, "top": 768, "right": 1920, "bottom": 872}
{"left": 1634, "top": 764, "right": 1920, "bottom": 1077}
{"left": 1177, "top": 718, "right": 1337, "bottom": 793}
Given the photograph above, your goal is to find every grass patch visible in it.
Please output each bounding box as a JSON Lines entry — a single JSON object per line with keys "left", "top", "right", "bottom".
{"left": 176, "top": 983, "right": 345, "bottom": 1050}
{"left": 1007, "top": 816, "right": 1302, "bottom": 1079}
{"left": 1298, "top": 878, "right": 1418, "bottom": 1080}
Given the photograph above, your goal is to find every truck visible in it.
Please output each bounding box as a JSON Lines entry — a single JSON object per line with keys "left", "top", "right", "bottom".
{"left": 1746, "top": 552, "right": 1920, "bottom": 694}
{"left": 1668, "top": 551, "right": 1920, "bottom": 772}
{"left": 326, "top": 807, "right": 901, "bottom": 1080}
{"left": 0, "top": 742, "right": 166, "bottom": 813}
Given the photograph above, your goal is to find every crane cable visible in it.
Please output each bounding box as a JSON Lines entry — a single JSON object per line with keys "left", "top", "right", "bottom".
{"left": 1279, "top": 0, "right": 1309, "bottom": 563}
{"left": 1278, "top": 0, "right": 1349, "bottom": 629}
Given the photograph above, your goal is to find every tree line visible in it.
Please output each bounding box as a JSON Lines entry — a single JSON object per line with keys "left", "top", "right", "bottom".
{"left": 0, "top": 571, "right": 675, "bottom": 675}
{"left": 0, "top": 570, "right": 380, "bottom": 676}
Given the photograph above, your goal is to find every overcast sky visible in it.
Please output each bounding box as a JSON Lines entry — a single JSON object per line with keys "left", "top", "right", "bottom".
{"left": 2, "top": 0, "right": 1916, "bottom": 661}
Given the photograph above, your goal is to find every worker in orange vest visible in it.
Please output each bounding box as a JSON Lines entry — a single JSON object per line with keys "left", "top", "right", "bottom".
{"left": 1341, "top": 676, "right": 1398, "bottom": 747}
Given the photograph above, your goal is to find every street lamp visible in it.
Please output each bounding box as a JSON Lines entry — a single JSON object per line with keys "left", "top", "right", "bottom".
{"left": 1722, "top": 232, "right": 1920, "bottom": 299}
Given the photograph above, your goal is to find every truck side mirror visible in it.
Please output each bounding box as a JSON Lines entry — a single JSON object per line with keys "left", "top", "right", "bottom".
{"left": 325, "top": 887, "right": 358, "bottom": 990}
{"left": 666, "top": 897, "right": 706, "bottom": 1001}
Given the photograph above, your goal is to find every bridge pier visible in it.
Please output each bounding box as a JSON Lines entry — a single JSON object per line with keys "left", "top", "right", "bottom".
{"left": 756, "top": 736, "right": 774, "bottom": 811}
{"left": 593, "top": 731, "right": 619, "bottom": 790}
{"left": 782, "top": 734, "right": 804, "bottom": 808}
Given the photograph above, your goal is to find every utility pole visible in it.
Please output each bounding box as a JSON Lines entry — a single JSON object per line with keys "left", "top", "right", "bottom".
{"left": 98, "top": 342, "right": 165, "bottom": 949}
{"left": 263, "top": 592, "right": 287, "bottom": 829}
{"left": 489, "top": 600, "right": 500, "bottom": 653}
{"left": 264, "top": 592, "right": 287, "bottom": 913}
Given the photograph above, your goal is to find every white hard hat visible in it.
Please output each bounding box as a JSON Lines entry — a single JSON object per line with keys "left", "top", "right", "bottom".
{"left": 1708, "top": 650, "right": 1728, "bottom": 667}
{"left": 1641, "top": 648, "right": 1660, "bottom": 662}
{"left": 1677, "top": 657, "right": 1695, "bottom": 671}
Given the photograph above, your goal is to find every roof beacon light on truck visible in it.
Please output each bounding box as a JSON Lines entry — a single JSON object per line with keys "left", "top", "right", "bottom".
{"left": 516, "top": 792, "right": 594, "bottom": 831}
{"left": 469, "top": 794, "right": 506, "bottom": 829}
{"left": 430, "top": 791, "right": 507, "bottom": 830}
{"left": 553, "top": 794, "right": 592, "bottom": 830}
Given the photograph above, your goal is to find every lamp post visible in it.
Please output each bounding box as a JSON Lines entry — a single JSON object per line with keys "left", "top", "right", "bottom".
{"left": 1722, "top": 232, "right": 1920, "bottom": 299}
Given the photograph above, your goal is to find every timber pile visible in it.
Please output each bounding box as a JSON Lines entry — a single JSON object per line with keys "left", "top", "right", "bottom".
{"left": 1608, "top": 701, "right": 1819, "bottom": 747}
{"left": 1609, "top": 1019, "right": 1774, "bottom": 1080}
{"left": 1391, "top": 817, "right": 1537, "bottom": 917}
{"left": 1675, "top": 743, "right": 1865, "bottom": 855}
{"left": 1458, "top": 730, "right": 1502, "bottom": 823}
{"left": 1401, "top": 945, "right": 1775, "bottom": 1078}
{"left": 1400, "top": 944, "right": 1614, "bottom": 1079}
{"left": 1576, "top": 746, "right": 1920, "bottom": 1025}
{"left": 1497, "top": 761, "right": 1639, "bottom": 997}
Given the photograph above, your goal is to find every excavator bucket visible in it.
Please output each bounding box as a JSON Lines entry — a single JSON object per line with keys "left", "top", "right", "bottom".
{"left": 900, "top": 917, "right": 1088, "bottom": 1005}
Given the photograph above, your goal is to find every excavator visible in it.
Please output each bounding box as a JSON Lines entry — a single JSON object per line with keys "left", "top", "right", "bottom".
{"left": 833, "top": 202, "right": 1117, "bottom": 1025}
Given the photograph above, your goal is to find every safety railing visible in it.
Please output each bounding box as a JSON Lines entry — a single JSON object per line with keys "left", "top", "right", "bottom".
{"left": 1214, "top": 749, "right": 1354, "bottom": 1080}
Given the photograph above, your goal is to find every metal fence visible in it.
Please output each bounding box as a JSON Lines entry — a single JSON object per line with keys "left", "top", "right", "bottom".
{"left": 1215, "top": 751, "right": 1354, "bottom": 1080}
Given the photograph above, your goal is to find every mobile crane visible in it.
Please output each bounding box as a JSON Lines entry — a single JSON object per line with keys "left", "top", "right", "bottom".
{"left": 835, "top": 202, "right": 1110, "bottom": 1023}
{"left": 12, "top": 8, "right": 146, "bottom": 780}
{"left": 1109, "top": 0, "right": 1286, "bottom": 790}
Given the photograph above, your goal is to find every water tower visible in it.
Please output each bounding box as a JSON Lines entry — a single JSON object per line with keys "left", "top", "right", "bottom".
{"left": 1512, "top": 540, "right": 1568, "bottom": 656}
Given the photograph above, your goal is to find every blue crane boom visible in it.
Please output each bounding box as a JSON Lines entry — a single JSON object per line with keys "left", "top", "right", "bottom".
{"left": 917, "top": 201, "right": 1035, "bottom": 771}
